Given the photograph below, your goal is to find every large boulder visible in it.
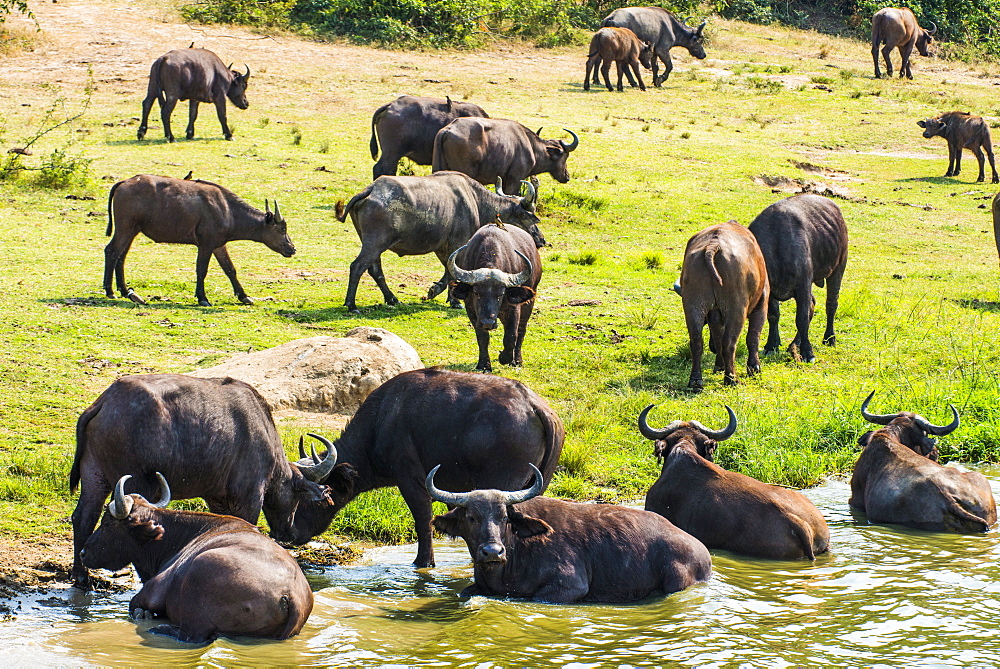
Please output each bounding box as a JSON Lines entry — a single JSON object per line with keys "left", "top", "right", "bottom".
{"left": 191, "top": 327, "right": 422, "bottom": 416}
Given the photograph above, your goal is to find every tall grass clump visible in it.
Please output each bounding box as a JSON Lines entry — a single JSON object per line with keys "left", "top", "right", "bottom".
{"left": 567, "top": 250, "right": 599, "bottom": 266}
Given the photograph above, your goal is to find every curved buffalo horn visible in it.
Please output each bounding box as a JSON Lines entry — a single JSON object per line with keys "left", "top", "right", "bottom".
{"left": 152, "top": 471, "right": 171, "bottom": 508}
{"left": 520, "top": 179, "right": 536, "bottom": 208}
{"left": 228, "top": 62, "right": 234, "bottom": 71}
{"left": 447, "top": 245, "right": 475, "bottom": 284}
{"left": 109, "top": 474, "right": 134, "bottom": 520}
{"left": 505, "top": 250, "right": 533, "bottom": 287}
{"left": 273, "top": 199, "right": 282, "bottom": 220}
{"left": 244, "top": 64, "right": 251, "bottom": 78}
{"left": 697, "top": 20, "right": 707, "bottom": 33}
{"left": 927, "top": 21, "right": 937, "bottom": 35}
{"left": 560, "top": 128, "right": 579, "bottom": 152}
{"left": 447, "top": 246, "right": 532, "bottom": 287}
{"left": 425, "top": 464, "right": 471, "bottom": 506}
{"left": 535, "top": 127, "right": 543, "bottom": 137}
{"left": 691, "top": 405, "right": 738, "bottom": 441}
{"left": 297, "top": 435, "right": 319, "bottom": 463}
{"left": 297, "top": 433, "right": 338, "bottom": 482}
{"left": 504, "top": 464, "right": 544, "bottom": 504}
{"left": 683, "top": 15, "right": 693, "bottom": 24}
{"left": 860, "top": 390, "right": 899, "bottom": 425}
{"left": 915, "top": 405, "right": 959, "bottom": 436}
{"left": 637, "top": 404, "right": 686, "bottom": 441}
{"left": 495, "top": 176, "right": 505, "bottom": 195}
{"left": 265, "top": 198, "right": 271, "bottom": 214}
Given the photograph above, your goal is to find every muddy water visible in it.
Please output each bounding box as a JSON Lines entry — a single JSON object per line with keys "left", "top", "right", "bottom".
{"left": 5, "top": 468, "right": 1000, "bottom": 666}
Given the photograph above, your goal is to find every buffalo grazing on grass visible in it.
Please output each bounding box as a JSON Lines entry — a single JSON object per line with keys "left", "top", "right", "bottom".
{"left": 600, "top": 7, "right": 706, "bottom": 86}
{"left": 871, "top": 7, "right": 935, "bottom": 79}
{"left": 584, "top": 27, "right": 653, "bottom": 92}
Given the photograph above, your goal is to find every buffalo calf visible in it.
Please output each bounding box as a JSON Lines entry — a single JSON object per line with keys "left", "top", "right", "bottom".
{"left": 138, "top": 48, "right": 250, "bottom": 142}
{"left": 678, "top": 220, "right": 769, "bottom": 389}
{"left": 639, "top": 405, "right": 830, "bottom": 560}
{"left": 584, "top": 27, "right": 652, "bottom": 92}
{"left": 748, "top": 194, "right": 849, "bottom": 363}
{"left": 81, "top": 475, "right": 313, "bottom": 643}
{"left": 851, "top": 391, "right": 997, "bottom": 533}
{"left": 105, "top": 175, "right": 295, "bottom": 307}
{"left": 918, "top": 112, "right": 999, "bottom": 184}
{"left": 448, "top": 225, "right": 541, "bottom": 371}
{"left": 429, "top": 465, "right": 711, "bottom": 603}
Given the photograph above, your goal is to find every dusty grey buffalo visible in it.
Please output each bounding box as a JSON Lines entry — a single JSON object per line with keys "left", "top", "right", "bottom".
{"left": 70, "top": 374, "right": 336, "bottom": 589}
{"left": 851, "top": 391, "right": 997, "bottom": 533}
{"left": 678, "top": 220, "right": 769, "bottom": 389}
{"left": 748, "top": 194, "right": 849, "bottom": 363}
{"left": 584, "top": 27, "right": 653, "bottom": 92}
{"left": 105, "top": 174, "right": 295, "bottom": 307}
{"left": 639, "top": 405, "right": 830, "bottom": 559}
{"left": 871, "top": 8, "right": 935, "bottom": 79}
{"left": 294, "top": 368, "right": 564, "bottom": 568}
{"left": 81, "top": 475, "right": 313, "bottom": 643}
{"left": 137, "top": 48, "right": 250, "bottom": 142}
{"left": 370, "top": 95, "right": 489, "bottom": 180}
{"left": 918, "top": 111, "right": 999, "bottom": 184}
{"left": 448, "top": 225, "right": 541, "bottom": 371}
{"left": 432, "top": 118, "right": 579, "bottom": 195}
{"left": 601, "top": 7, "right": 706, "bottom": 86}
{"left": 335, "top": 171, "right": 544, "bottom": 313}
{"left": 428, "top": 465, "right": 711, "bottom": 602}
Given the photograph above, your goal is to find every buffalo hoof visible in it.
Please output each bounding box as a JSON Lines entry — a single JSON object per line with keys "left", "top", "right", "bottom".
{"left": 224, "top": 135, "right": 234, "bottom": 141}
{"left": 72, "top": 573, "right": 91, "bottom": 591}
{"left": 763, "top": 346, "right": 780, "bottom": 355}
{"left": 385, "top": 296, "right": 400, "bottom": 306}
{"left": 238, "top": 295, "right": 254, "bottom": 305}
{"left": 136, "top": 128, "right": 146, "bottom": 141}
{"left": 476, "top": 365, "right": 494, "bottom": 374}
{"left": 993, "top": 177, "right": 1000, "bottom": 184}
{"left": 132, "top": 608, "right": 155, "bottom": 620}
{"left": 198, "top": 299, "right": 212, "bottom": 307}
{"left": 687, "top": 379, "right": 703, "bottom": 392}
{"left": 186, "top": 131, "right": 195, "bottom": 140}
{"left": 823, "top": 335, "right": 836, "bottom": 346}
{"left": 723, "top": 375, "right": 738, "bottom": 386}
{"left": 747, "top": 364, "right": 761, "bottom": 376}
{"left": 448, "top": 300, "right": 462, "bottom": 309}
{"left": 167, "top": 136, "right": 175, "bottom": 143}
{"left": 346, "top": 307, "right": 361, "bottom": 315}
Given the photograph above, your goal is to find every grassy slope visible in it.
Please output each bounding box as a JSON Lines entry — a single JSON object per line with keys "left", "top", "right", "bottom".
{"left": 1, "top": 4, "right": 999, "bottom": 544}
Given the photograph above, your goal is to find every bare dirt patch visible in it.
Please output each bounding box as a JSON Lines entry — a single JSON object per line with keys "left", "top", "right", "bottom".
{"left": 753, "top": 174, "right": 863, "bottom": 202}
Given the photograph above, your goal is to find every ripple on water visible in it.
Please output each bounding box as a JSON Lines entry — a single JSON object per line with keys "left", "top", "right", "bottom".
{"left": 4, "top": 471, "right": 1000, "bottom": 664}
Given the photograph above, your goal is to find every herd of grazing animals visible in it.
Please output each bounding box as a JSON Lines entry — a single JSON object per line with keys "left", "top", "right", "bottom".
{"left": 63, "top": 4, "right": 999, "bottom": 645}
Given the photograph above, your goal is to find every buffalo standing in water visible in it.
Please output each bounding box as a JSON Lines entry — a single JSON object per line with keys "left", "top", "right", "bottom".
{"left": 137, "top": 47, "right": 250, "bottom": 142}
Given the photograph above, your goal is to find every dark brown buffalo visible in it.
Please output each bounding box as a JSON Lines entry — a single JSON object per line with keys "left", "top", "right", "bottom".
{"left": 70, "top": 374, "right": 336, "bottom": 589}
{"left": 678, "top": 220, "right": 769, "bottom": 389}
{"left": 81, "top": 475, "right": 313, "bottom": 643}
{"left": 295, "top": 368, "right": 564, "bottom": 568}
{"left": 918, "top": 112, "right": 999, "bottom": 184}
{"left": 748, "top": 194, "right": 849, "bottom": 363}
{"left": 105, "top": 174, "right": 295, "bottom": 307}
{"left": 428, "top": 465, "right": 711, "bottom": 603}
{"left": 584, "top": 27, "right": 652, "bottom": 92}
{"left": 601, "top": 7, "right": 706, "bottom": 86}
{"left": 432, "top": 118, "right": 579, "bottom": 194}
{"left": 370, "top": 95, "right": 490, "bottom": 180}
{"left": 137, "top": 48, "right": 250, "bottom": 142}
{"left": 335, "top": 172, "right": 543, "bottom": 313}
{"left": 871, "top": 8, "right": 934, "bottom": 79}
{"left": 448, "top": 225, "right": 541, "bottom": 372}
{"left": 639, "top": 405, "right": 830, "bottom": 560}
{"left": 850, "top": 391, "right": 997, "bottom": 533}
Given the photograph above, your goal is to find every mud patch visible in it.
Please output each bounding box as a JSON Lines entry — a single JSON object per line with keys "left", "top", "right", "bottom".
{"left": 790, "top": 160, "right": 858, "bottom": 181}
{"left": 753, "top": 174, "right": 865, "bottom": 202}
{"left": 290, "top": 539, "right": 362, "bottom": 569}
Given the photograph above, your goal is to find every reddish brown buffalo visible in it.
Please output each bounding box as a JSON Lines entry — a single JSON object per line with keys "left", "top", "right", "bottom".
{"left": 851, "top": 391, "right": 997, "bottom": 533}
{"left": 678, "top": 220, "right": 769, "bottom": 390}
{"left": 871, "top": 7, "right": 935, "bottom": 79}
{"left": 918, "top": 111, "right": 999, "bottom": 184}
{"left": 639, "top": 405, "right": 830, "bottom": 560}
{"left": 584, "top": 27, "right": 652, "bottom": 92}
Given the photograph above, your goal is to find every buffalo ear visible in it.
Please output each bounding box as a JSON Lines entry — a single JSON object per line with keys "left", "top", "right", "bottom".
{"left": 451, "top": 282, "right": 472, "bottom": 301}
{"left": 294, "top": 476, "right": 332, "bottom": 503}
{"left": 857, "top": 430, "right": 874, "bottom": 447}
{"left": 505, "top": 286, "right": 535, "bottom": 305}
{"left": 328, "top": 463, "right": 358, "bottom": 500}
{"left": 433, "top": 508, "right": 465, "bottom": 538}
{"left": 917, "top": 120, "right": 927, "bottom": 128}
{"left": 545, "top": 145, "right": 563, "bottom": 159}
{"left": 508, "top": 506, "right": 552, "bottom": 539}
{"left": 701, "top": 439, "right": 718, "bottom": 461}
{"left": 129, "top": 519, "right": 165, "bottom": 543}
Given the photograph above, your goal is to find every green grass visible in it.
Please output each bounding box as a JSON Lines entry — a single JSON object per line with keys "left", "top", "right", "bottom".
{"left": 1, "top": 8, "right": 1000, "bottom": 547}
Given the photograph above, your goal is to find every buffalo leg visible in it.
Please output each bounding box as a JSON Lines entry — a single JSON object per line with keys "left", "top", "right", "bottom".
{"left": 685, "top": 312, "right": 706, "bottom": 390}
{"left": 985, "top": 139, "right": 1000, "bottom": 184}
{"left": 792, "top": 286, "right": 816, "bottom": 362}
{"left": 973, "top": 146, "right": 987, "bottom": 183}
{"left": 630, "top": 60, "right": 646, "bottom": 91}
{"left": 397, "top": 478, "right": 436, "bottom": 568}
{"left": 213, "top": 245, "right": 251, "bottom": 304}
{"left": 474, "top": 326, "right": 493, "bottom": 372}
{"left": 946, "top": 142, "right": 957, "bottom": 177}
{"left": 600, "top": 61, "right": 614, "bottom": 92}
{"left": 654, "top": 53, "right": 673, "bottom": 86}
{"left": 747, "top": 295, "right": 766, "bottom": 376}
{"left": 372, "top": 151, "right": 402, "bottom": 180}
{"left": 367, "top": 258, "right": 399, "bottom": 306}
{"left": 719, "top": 316, "right": 743, "bottom": 386}
{"left": 899, "top": 45, "right": 913, "bottom": 79}
{"left": 881, "top": 45, "right": 894, "bottom": 78}
{"left": 137, "top": 93, "right": 157, "bottom": 140}
{"left": 614, "top": 60, "right": 626, "bottom": 91}
{"left": 708, "top": 312, "right": 725, "bottom": 373}
{"left": 584, "top": 56, "right": 598, "bottom": 91}
{"left": 71, "top": 471, "right": 111, "bottom": 589}
{"left": 592, "top": 57, "right": 602, "bottom": 84}
{"left": 498, "top": 308, "right": 522, "bottom": 367}
{"left": 186, "top": 100, "right": 199, "bottom": 140}
{"left": 159, "top": 94, "right": 178, "bottom": 142}
{"left": 823, "top": 263, "right": 846, "bottom": 346}
{"left": 763, "top": 298, "right": 782, "bottom": 354}
{"left": 104, "top": 233, "right": 146, "bottom": 304}
{"left": 194, "top": 246, "right": 215, "bottom": 307}
{"left": 215, "top": 96, "right": 232, "bottom": 141}
{"left": 345, "top": 247, "right": 396, "bottom": 313}
{"left": 953, "top": 143, "right": 963, "bottom": 177}
{"left": 872, "top": 46, "right": 881, "bottom": 78}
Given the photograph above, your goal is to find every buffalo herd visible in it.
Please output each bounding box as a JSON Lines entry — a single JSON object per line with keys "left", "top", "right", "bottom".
{"left": 59, "top": 1, "right": 999, "bottom": 646}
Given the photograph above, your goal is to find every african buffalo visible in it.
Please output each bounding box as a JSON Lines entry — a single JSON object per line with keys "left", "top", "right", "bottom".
{"left": 428, "top": 465, "right": 711, "bottom": 602}
{"left": 104, "top": 174, "right": 295, "bottom": 307}
{"left": 850, "top": 391, "right": 997, "bottom": 533}
{"left": 294, "top": 367, "right": 564, "bottom": 568}
{"left": 639, "top": 405, "right": 830, "bottom": 560}
{"left": 584, "top": 27, "right": 653, "bottom": 92}
{"left": 81, "top": 475, "right": 313, "bottom": 643}
{"left": 748, "top": 194, "right": 849, "bottom": 363}
{"left": 70, "top": 374, "right": 336, "bottom": 589}
{"left": 370, "top": 95, "right": 490, "bottom": 180}
{"left": 871, "top": 8, "right": 935, "bottom": 79}
{"left": 432, "top": 118, "right": 579, "bottom": 195}
{"left": 335, "top": 171, "right": 544, "bottom": 313}
{"left": 601, "top": 7, "right": 706, "bottom": 86}
{"left": 678, "top": 220, "right": 769, "bottom": 389}
{"left": 448, "top": 224, "right": 541, "bottom": 372}
{"left": 918, "top": 112, "right": 999, "bottom": 184}
{"left": 137, "top": 48, "right": 250, "bottom": 142}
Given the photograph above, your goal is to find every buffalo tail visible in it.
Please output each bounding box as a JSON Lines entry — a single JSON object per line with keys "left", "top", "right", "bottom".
{"left": 430, "top": 128, "right": 449, "bottom": 173}
{"left": 369, "top": 103, "right": 389, "bottom": 160}
{"left": 70, "top": 400, "right": 102, "bottom": 493}
{"left": 336, "top": 184, "right": 373, "bottom": 223}
{"left": 789, "top": 516, "right": 816, "bottom": 560}
{"left": 106, "top": 180, "right": 123, "bottom": 236}
{"left": 704, "top": 245, "right": 724, "bottom": 286}
{"left": 947, "top": 497, "right": 991, "bottom": 532}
